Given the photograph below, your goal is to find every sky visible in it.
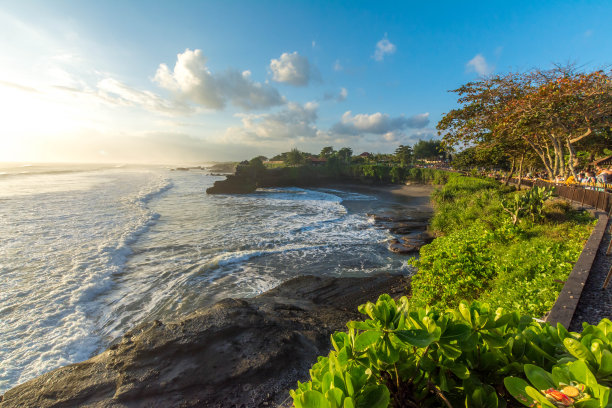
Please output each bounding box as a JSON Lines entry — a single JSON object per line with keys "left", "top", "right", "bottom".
{"left": 0, "top": 0, "right": 610, "bottom": 163}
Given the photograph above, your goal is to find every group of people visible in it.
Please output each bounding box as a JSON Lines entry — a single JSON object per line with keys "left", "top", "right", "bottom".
{"left": 566, "top": 165, "right": 612, "bottom": 185}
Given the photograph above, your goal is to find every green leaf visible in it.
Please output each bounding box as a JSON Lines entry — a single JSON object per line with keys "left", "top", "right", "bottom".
{"left": 354, "top": 331, "right": 382, "bottom": 352}
{"left": 376, "top": 336, "right": 399, "bottom": 364}
{"left": 564, "top": 338, "right": 597, "bottom": 365}
{"left": 326, "top": 388, "right": 344, "bottom": 408}
{"left": 599, "top": 349, "right": 612, "bottom": 377}
{"left": 439, "top": 342, "right": 462, "bottom": 359}
{"left": 440, "top": 323, "right": 471, "bottom": 342}
{"left": 343, "top": 397, "right": 355, "bottom": 408}
{"left": 392, "top": 329, "right": 435, "bottom": 348}
{"left": 355, "top": 385, "right": 390, "bottom": 408}
{"left": 344, "top": 372, "right": 354, "bottom": 397}
{"left": 459, "top": 301, "right": 472, "bottom": 325}
{"left": 466, "top": 384, "right": 498, "bottom": 408}
{"left": 482, "top": 332, "right": 508, "bottom": 348}
{"left": 524, "top": 364, "right": 555, "bottom": 391}
{"left": 552, "top": 366, "right": 571, "bottom": 387}
{"left": 449, "top": 362, "right": 470, "bottom": 379}
{"left": 525, "top": 386, "right": 556, "bottom": 407}
{"left": 346, "top": 321, "right": 375, "bottom": 331}
{"left": 298, "top": 390, "right": 330, "bottom": 408}
{"left": 504, "top": 377, "right": 533, "bottom": 407}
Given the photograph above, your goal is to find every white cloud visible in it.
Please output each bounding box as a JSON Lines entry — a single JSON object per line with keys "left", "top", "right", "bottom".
{"left": 269, "top": 51, "right": 315, "bottom": 86}
{"left": 466, "top": 54, "right": 494, "bottom": 76}
{"left": 154, "top": 48, "right": 284, "bottom": 110}
{"left": 373, "top": 36, "right": 396, "bottom": 61}
{"left": 226, "top": 101, "right": 319, "bottom": 143}
{"left": 333, "top": 59, "right": 343, "bottom": 71}
{"left": 331, "top": 111, "right": 429, "bottom": 135}
{"left": 338, "top": 87, "right": 348, "bottom": 101}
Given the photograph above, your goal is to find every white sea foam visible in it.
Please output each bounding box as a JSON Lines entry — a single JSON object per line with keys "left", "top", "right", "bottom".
{"left": 0, "top": 169, "right": 172, "bottom": 393}
{"left": 0, "top": 171, "right": 409, "bottom": 394}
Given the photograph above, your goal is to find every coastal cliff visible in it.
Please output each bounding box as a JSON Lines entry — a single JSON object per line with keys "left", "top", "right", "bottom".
{"left": 0, "top": 274, "right": 410, "bottom": 408}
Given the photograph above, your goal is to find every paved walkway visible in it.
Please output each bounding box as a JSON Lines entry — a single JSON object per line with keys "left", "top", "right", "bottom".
{"left": 569, "top": 215, "right": 612, "bottom": 331}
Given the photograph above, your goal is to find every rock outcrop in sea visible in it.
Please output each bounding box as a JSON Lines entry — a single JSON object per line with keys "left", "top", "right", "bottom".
{"left": 0, "top": 274, "right": 410, "bottom": 408}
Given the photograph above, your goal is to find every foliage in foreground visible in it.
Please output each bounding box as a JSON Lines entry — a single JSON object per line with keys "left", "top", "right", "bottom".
{"left": 410, "top": 176, "right": 592, "bottom": 317}
{"left": 291, "top": 298, "right": 612, "bottom": 408}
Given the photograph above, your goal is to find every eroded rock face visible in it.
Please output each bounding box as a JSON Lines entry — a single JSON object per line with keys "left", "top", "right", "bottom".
{"left": 0, "top": 274, "right": 410, "bottom": 408}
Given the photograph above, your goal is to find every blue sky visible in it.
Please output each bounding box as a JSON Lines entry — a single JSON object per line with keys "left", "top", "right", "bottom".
{"left": 0, "top": 0, "right": 610, "bottom": 163}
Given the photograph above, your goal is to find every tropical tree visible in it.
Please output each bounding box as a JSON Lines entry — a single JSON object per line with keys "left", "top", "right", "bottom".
{"left": 413, "top": 139, "right": 444, "bottom": 161}
{"left": 438, "top": 65, "right": 612, "bottom": 180}
{"left": 337, "top": 147, "right": 353, "bottom": 164}
{"left": 394, "top": 144, "right": 413, "bottom": 166}
{"left": 286, "top": 148, "right": 306, "bottom": 166}
{"left": 319, "top": 146, "right": 336, "bottom": 159}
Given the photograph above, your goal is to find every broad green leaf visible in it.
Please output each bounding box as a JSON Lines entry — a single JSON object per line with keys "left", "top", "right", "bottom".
{"left": 439, "top": 342, "right": 462, "bottom": 359}
{"left": 354, "top": 330, "right": 382, "bottom": 352}
{"left": 597, "top": 319, "right": 612, "bottom": 338}
{"left": 449, "top": 362, "right": 470, "bottom": 379}
{"left": 552, "top": 366, "right": 571, "bottom": 387}
{"left": 345, "top": 372, "right": 354, "bottom": 396}
{"left": 322, "top": 372, "right": 333, "bottom": 393}
{"left": 490, "top": 312, "right": 513, "bottom": 329}
{"left": 466, "top": 384, "right": 498, "bottom": 408}
{"left": 482, "top": 332, "right": 508, "bottom": 348}
{"left": 557, "top": 323, "right": 571, "bottom": 341}
{"left": 376, "top": 336, "right": 399, "bottom": 364}
{"left": 565, "top": 338, "right": 597, "bottom": 365}
{"left": 599, "top": 349, "right": 612, "bottom": 377}
{"left": 355, "top": 384, "right": 390, "bottom": 408}
{"left": 439, "top": 323, "right": 471, "bottom": 342}
{"left": 458, "top": 301, "right": 472, "bottom": 325}
{"left": 343, "top": 397, "right": 355, "bottom": 408}
{"left": 525, "top": 386, "right": 556, "bottom": 407}
{"left": 524, "top": 364, "right": 555, "bottom": 390}
{"left": 568, "top": 360, "right": 600, "bottom": 397}
{"left": 504, "top": 377, "right": 533, "bottom": 407}
{"left": 326, "top": 388, "right": 343, "bottom": 408}
{"left": 298, "top": 390, "right": 330, "bottom": 408}
{"left": 392, "top": 329, "right": 435, "bottom": 348}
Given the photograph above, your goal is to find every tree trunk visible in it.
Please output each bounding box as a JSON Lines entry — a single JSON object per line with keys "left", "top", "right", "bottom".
{"left": 524, "top": 137, "right": 554, "bottom": 180}
{"left": 566, "top": 138, "right": 579, "bottom": 182}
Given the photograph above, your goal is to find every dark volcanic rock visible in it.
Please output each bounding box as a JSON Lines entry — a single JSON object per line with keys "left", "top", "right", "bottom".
{"left": 0, "top": 274, "right": 410, "bottom": 408}
{"left": 206, "top": 174, "right": 256, "bottom": 194}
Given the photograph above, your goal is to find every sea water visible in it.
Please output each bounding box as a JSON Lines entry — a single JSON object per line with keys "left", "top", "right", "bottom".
{"left": 0, "top": 164, "right": 413, "bottom": 393}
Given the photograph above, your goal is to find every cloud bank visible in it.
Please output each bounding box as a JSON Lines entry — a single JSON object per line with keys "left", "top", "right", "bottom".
{"left": 331, "top": 111, "right": 429, "bottom": 135}
{"left": 154, "top": 49, "right": 284, "bottom": 110}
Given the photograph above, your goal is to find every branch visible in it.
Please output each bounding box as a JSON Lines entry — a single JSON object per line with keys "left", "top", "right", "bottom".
{"left": 569, "top": 127, "right": 592, "bottom": 144}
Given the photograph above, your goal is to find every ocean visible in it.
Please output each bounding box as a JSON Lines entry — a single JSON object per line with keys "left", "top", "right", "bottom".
{"left": 0, "top": 163, "right": 418, "bottom": 393}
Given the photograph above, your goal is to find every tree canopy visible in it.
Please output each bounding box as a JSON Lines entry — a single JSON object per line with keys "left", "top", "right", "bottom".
{"left": 438, "top": 65, "right": 612, "bottom": 179}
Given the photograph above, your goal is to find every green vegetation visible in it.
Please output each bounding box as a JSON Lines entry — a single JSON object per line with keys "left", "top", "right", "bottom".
{"left": 411, "top": 175, "right": 592, "bottom": 317}
{"left": 291, "top": 173, "right": 596, "bottom": 407}
{"left": 291, "top": 298, "right": 612, "bottom": 408}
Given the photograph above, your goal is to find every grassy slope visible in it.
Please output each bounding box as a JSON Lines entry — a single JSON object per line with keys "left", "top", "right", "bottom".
{"left": 409, "top": 174, "right": 594, "bottom": 317}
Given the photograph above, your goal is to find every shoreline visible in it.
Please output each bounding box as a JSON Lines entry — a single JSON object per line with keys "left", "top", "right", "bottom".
{"left": 0, "top": 183, "right": 436, "bottom": 407}
{"left": 1, "top": 274, "right": 412, "bottom": 408}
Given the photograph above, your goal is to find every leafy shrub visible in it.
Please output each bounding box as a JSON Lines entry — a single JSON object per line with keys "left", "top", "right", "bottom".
{"left": 292, "top": 298, "right": 612, "bottom": 408}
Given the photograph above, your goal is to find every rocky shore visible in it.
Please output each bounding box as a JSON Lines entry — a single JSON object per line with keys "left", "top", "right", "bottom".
{"left": 0, "top": 274, "right": 411, "bottom": 408}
